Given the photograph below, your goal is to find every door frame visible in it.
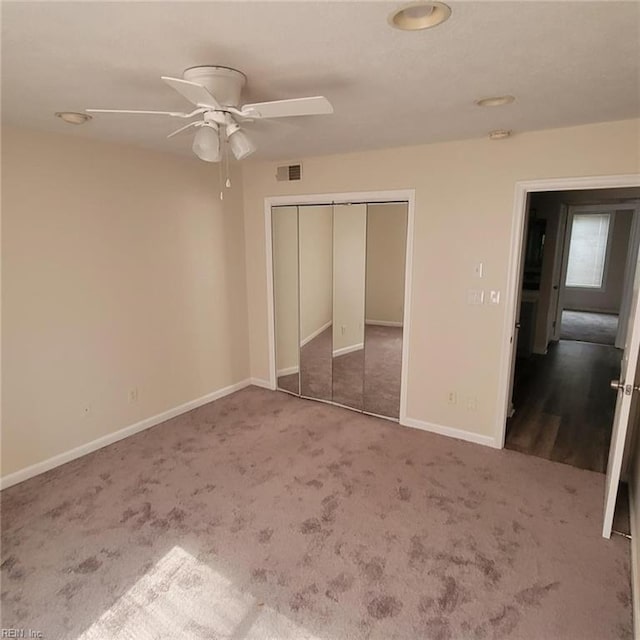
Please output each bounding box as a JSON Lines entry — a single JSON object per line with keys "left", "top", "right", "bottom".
{"left": 550, "top": 204, "right": 569, "bottom": 342}
{"left": 497, "top": 174, "right": 640, "bottom": 449}
{"left": 264, "top": 189, "right": 415, "bottom": 424}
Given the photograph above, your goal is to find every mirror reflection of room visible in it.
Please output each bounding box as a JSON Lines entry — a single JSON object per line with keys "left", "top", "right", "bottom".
{"left": 272, "top": 206, "right": 300, "bottom": 395}
{"left": 298, "top": 205, "right": 333, "bottom": 401}
{"left": 363, "top": 203, "right": 408, "bottom": 418}
{"left": 272, "top": 200, "right": 408, "bottom": 420}
{"left": 332, "top": 204, "right": 367, "bottom": 410}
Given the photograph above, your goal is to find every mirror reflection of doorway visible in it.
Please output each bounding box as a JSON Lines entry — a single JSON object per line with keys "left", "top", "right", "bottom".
{"left": 506, "top": 188, "right": 640, "bottom": 473}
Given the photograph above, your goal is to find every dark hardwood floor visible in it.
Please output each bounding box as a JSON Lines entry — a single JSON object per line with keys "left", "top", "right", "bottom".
{"left": 506, "top": 340, "right": 622, "bottom": 473}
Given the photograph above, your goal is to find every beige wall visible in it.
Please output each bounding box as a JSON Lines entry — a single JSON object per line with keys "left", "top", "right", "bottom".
{"left": 299, "top": 205, "right": 332, "bottom": 343}
{"left": 564, "top": 210, "right": 633, "bottom": 313}
{"left": 365, "top": 203, "right": 408, "bottom": 326}
{"left": 333, "top": 204, "right": 366, "bottom": 353}
{"left": 2, "top": 126, "right": 249, "bottom": 477}
{"left": 243, "top": 118, "right": 640, "bottom": 440}
{"left": 272, "top": 206, "right": 299, "bottom": 373}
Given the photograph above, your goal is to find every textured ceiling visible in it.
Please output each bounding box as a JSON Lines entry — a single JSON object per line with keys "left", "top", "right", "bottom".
{"left": 2, "top": 1, "right": 639, "bottom": 161}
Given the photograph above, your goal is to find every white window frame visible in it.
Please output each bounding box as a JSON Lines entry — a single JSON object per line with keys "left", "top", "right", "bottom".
{"left": 564, "top": 208, "right": 616, "bottom": 293}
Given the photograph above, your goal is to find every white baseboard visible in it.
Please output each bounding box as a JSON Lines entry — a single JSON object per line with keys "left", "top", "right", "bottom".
{"left": 629, "top": 480, "right": 640, "bottom": 640}
{"left": 564, "top": 307, "right": 619, "bottom": 315}
{"left": 401, "top": 416, "right": 499, "bottom": 448}
{"left": 332, "top": 342, "right": 364, "bottom": 357}
{"left": 250, "top": 377, "right": 274, "bottom": 390}
{"left": 276, "top": 366, "right": 299, "bottom": 377}
{"left": 0, "top": 378, "right": 256, "bottom": 491}
{"left": 300, "top": 320, "right": 332, "bottom": 347}
{"left": 365, "top": 319, "right": 403, "bottom": 327}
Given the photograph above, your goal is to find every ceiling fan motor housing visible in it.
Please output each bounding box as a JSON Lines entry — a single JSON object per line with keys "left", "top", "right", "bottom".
{"left": 183, "top": 66, "right": 246, "bottom": 108}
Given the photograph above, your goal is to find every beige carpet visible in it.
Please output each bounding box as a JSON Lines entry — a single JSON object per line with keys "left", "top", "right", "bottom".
{"left": 1, "top": 387, "right": 632, "bottom": 639}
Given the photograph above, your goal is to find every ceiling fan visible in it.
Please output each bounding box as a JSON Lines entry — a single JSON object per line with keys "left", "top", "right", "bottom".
{"left": 86, "top": 66, "right": 334, "bottom": 162}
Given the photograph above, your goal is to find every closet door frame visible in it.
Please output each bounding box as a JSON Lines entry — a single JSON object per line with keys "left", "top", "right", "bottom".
{"left": 265, "top": 189, "right": 415, "bottom": 423}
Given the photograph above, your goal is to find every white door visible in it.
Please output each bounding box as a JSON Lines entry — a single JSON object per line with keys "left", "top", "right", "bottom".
{"left": 603, "top": 254, "right": 640, "bottom": 538}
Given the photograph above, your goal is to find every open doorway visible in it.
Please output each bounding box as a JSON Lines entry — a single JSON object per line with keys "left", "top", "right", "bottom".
{"left": 506, "top": 187, "right": 640, "bottom": 473}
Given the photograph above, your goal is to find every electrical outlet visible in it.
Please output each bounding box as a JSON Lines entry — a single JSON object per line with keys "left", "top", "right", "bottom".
{"left": 341, "top": 325, "right": 346, "bottom": 335}
{"left": 489, "top": 290, "right": 501, "bottom": 304}
{"left": 128, "top": 387, "right": 138, "bottom": 403}
{"left": 466, "top": 396, "right": 478, "bottom": 411}
{"left": 447, "top": 391, "right": 457, "bottom": 405}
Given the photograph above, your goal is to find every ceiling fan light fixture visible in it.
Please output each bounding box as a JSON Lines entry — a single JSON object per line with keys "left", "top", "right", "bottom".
{"left": 192, "top": 124, "right": 221, "bottom": 162}
{"left": 388, "top": 1, "right": 451, "bottom": 31}
{"left": 55, "top": 111, "right": 92, "bottom": 125}
{"left": 227, "top": 125, "right": 256, "bottom": 161}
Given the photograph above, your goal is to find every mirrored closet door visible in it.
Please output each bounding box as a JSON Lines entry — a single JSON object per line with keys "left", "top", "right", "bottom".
{"left": 272, "top": 201, "right": 408, "bottom": 420}
{"left": 272, "top": 206, "right": 300, "bottom": 395}
{"left": 363, "top": 203, "right": 408, "bottom": 418}
{"left": 299, "top": 205, "right": 333, "bottom": 402}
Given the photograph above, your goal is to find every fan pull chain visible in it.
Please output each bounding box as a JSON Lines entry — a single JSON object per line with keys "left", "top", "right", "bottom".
{"left": 224, "top": 136, "right": 231, "bottom": 189}
{"left": 218, "top": 149, "right": 224, "bottom": 201}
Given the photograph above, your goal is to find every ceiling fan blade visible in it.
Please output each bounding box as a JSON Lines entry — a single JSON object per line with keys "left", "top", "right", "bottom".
{"left": 86, "top": 108, "right": 192, "bottom": 117}
{"left": 240, "top": 96, "right": 333, "bottom": 119}
{"left": 167, "top": 121, "right": 201, "bottom": 139}
{"left": 161, "top": 76, "right": 220, "bottom": 110}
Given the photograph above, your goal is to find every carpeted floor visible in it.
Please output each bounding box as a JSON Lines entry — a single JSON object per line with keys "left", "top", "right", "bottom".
{"left": 279, "top": 326, "right": 402, "bottom": 418}
{"left": 0, "top": 387, "right": 631, "bottom": 639}
{"left": 560, "top": 310, "right": 618, "bottom": 345}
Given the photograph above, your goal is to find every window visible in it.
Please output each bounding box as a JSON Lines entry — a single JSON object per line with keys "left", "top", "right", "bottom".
{"left": 565, "top": 213, "right": 612, "bottom": 289}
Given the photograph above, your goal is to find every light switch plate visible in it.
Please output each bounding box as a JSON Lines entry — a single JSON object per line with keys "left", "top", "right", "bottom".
{"left": 473, "top": 262, "right": 484, "bottom": 278}
{"left": 467, "top": 289, "right": 485, "bottom": 305}
{"left": 489, "top": 290, "right": 501, "bottom": 304}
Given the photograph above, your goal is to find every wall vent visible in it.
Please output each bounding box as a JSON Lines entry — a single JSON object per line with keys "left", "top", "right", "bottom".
{"left": 276, "top": 163, "right": 302, "bottom": 182}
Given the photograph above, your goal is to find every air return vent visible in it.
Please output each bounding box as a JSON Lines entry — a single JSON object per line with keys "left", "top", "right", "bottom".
{"left": 276, "top": 163, "right": 302, "bottom": 182}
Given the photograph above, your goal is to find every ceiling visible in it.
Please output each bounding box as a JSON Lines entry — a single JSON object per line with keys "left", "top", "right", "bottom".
{"left": 2, "top": 1, "right": 639, "bottom": 161}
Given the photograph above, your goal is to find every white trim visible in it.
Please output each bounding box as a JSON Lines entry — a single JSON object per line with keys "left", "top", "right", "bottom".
{"left": 551, "top": 204, "right": 569, "bottom": 342}
{"left": 276, "top": 366, "right": 299, "bottom": 377}
{"left": 264, "top": 201, "right": 277, "bottom": 391}
{"left": 332, "top": 342, "right": 364, "bottom": 357}
{"left": 300, "top": 320, "right": 332, "bottom": 347}
{"left": 264, "top": 189, "right": 415, "bottom": 424}
{"left": 401, "top": 416, "right": 499, "bottom": 448}
{"left": 617, "top": 205, "right": 640, "bottom": 348}
{"left": 365, "top": 319, "right": 403, "bottom": 327}
{"left": 0, "top": 378, "right": 253, "bottom": 490}
{"left": 629, "top": 482, "right": 640, "bottom": 640}
{"left": 563, "top": 306, "right": 620, "bottom": 314}
{"left": 399, "top": 193, "right": 415, "bottom": 425}
{"left": 497, "top": 174, "right": 640, "bottom": 450}
{"left": 249, "top": 377, "right": 272, "bottom": 389}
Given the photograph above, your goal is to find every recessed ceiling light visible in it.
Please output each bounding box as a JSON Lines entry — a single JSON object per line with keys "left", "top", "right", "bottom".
{"left": 475, "top": 96, "right": 516, "bottom": 108}
{"left": 489, "top": 129, "right": 512, "bottom": 140}
{"left": 388, "top": 1, "right": 451, "bottom": 31}
{"left": 55, "top": 112, "right": 92, "bottom": 125}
